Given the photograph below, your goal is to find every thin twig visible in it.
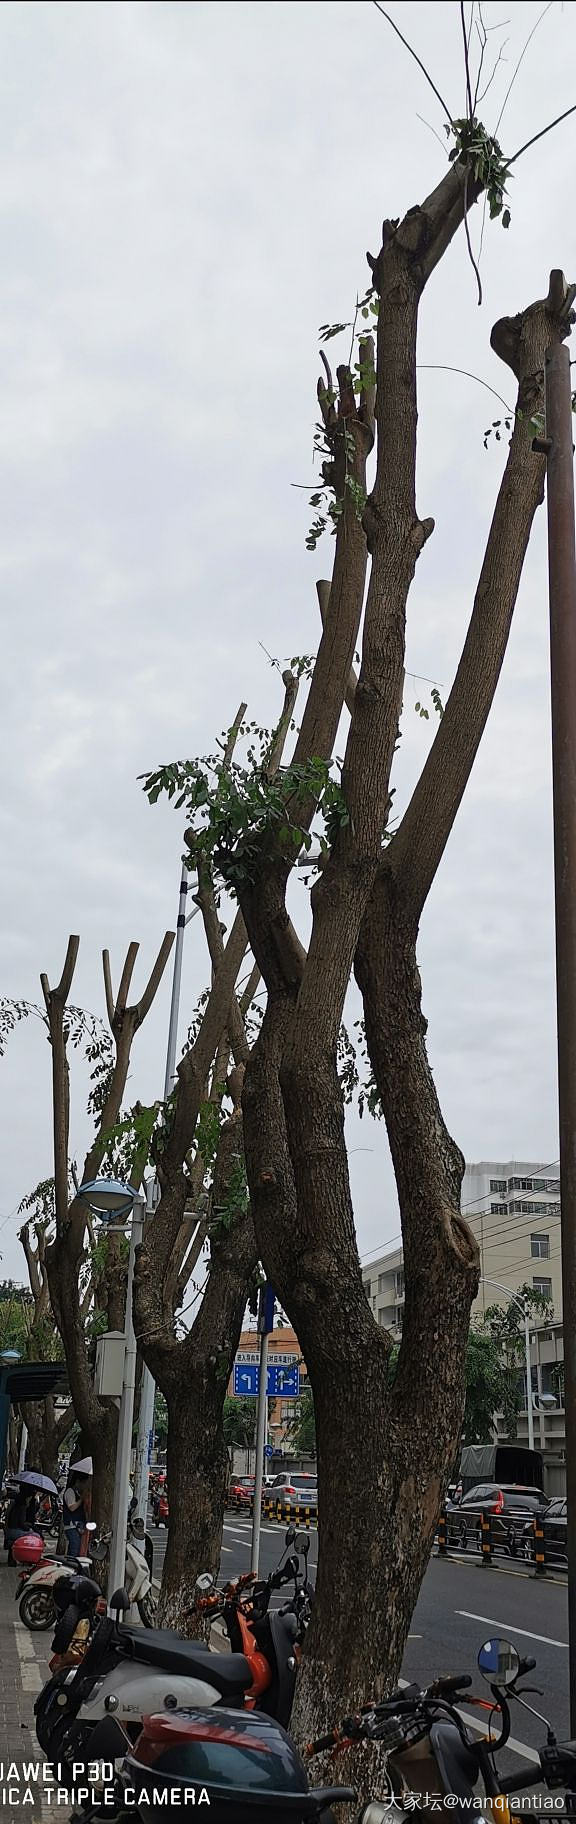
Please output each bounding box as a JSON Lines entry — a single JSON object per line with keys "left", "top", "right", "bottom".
{"left": 460, "top": 1, "right": 474, "bottom": 120}
{"left": 462, "top": 172, "right": 483, "bottom": 305}
{"left": 417, "top": 364, "right": 512, "bottom": 413}
{"left": 494, "top": 1, "right": 553, "bottom": 136}
{"left": 415, "top": 112, "right": 447, "bottom": 152}
{"left": 508, "top": 102, "right": 576, "bottom": 168}
{"left": 372, "top": 1, "right": 453, "bottom": 121}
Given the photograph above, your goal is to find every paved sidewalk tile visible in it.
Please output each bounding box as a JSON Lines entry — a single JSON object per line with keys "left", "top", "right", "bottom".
{"left": 0, "top": 1562, "right": 61, "bottom": 1824}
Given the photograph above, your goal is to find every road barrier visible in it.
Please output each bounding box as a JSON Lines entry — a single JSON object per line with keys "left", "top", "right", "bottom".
{"left": 263, "top": 1496, "right": 318, "bottom": 1530}
{"left": 435, "top": 1506, "right": 566, "bottom": 1576}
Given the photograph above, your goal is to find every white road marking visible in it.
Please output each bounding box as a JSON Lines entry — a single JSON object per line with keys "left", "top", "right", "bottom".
{"left": 457, "top": 1610, "right": 568, "bottom": 1650}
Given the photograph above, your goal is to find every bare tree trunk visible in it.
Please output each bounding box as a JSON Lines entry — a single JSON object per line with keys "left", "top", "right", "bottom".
{"left": 137, "top": 1109, "right": 258, "bottom": 1632}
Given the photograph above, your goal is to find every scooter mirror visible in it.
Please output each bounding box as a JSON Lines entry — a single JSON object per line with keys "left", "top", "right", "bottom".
{"left": 285, "top": 1527, "right": 296, "bottom": 1546}
{"left": 294, "top": 1532, "right": 310, "bottom": 1554}
{"left": 195, "top": 1572, "right": 215, "bottom": 1593}
{"left": 478, "top": 1637, "right": 520, "bottom": 1687}
{"left": 90, "top": 1541, "right": 108, "bottom": 1562}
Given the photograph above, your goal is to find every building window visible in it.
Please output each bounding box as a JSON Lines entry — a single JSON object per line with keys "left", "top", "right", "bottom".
{"left": 394, "top": 1305, "right": 404, "bottom": 1329}
{"left": 364, "top": 1281, "right": 372, "bottom": 1300}
{"left": 531, "top": 1233, "right": 551, "bottom": 1259}
{"left": 490, "top": 1179, "right": 507, "bottom": 1194}
{"left": 395, "top": 1271, "right": 405, "bottom": 1298}
{"left": 508, "top": 1176, "right": 535, "bottom": 1192}
{"left": 532, "top": 1275, "right": 552, "bottom": 1299}
{"left": 377, "top": 1309, "right": 387, "bottom": 1327}
{"left": 491, "top": 1202, "right": 508, "bottom": 1215}
{"left": 378, "top": 1273, "right": 387, "bottom": 1293}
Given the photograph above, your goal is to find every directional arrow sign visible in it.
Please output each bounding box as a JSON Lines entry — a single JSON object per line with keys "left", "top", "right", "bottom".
{"left": 267, "top": 1365, "right": 300, "bottom": 1398}
{"left": 233, "top": 1363, "right": 259, "bottom": 1396}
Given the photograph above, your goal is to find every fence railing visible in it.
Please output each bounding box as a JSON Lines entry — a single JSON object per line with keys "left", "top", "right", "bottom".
{"left": 436, "top": 1507, "right": 566, "bottom": 1576}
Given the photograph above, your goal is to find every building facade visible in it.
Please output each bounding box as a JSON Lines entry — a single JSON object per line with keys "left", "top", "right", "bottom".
{"left": 361, "top": 1159, "right": 565, "bottom": 1493}
{"left": 362, "top": 1158, "right": 562, "bottom": 1335}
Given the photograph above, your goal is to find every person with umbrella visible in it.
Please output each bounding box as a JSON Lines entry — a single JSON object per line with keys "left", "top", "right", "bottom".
{"left": 63, "top": 1456, "right": 92, "bottom": 1557}
{"left": 3, "top": 1470, "right": 58, "bottom": 1561}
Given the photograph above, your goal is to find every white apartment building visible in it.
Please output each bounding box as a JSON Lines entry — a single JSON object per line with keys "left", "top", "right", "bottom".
{"left": 362, "top": 1158, "right": 561, "bottom": 1335}
{"left": 362, "top": 1159, "right": 566, "bottom": 1491}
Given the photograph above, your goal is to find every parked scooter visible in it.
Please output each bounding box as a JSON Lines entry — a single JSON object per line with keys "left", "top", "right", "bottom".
{"left": 57, "top": 1707, "right": 355, "bottom": 1824}
{"left": 15, "top": 1522, "right": 98, "bottom": 1629}
{"left": 17, "top": 1506, "right": 156, "bottom": 1631}
{"left": 34, "top": 1531, "right": 312, "bottom": 1787}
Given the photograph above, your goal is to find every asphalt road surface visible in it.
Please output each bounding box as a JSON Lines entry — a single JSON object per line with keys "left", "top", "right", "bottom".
{"left": 150, "top": 1513, "right": 569, "bottom": 1769}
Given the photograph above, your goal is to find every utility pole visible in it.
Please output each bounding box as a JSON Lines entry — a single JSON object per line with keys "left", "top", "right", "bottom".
{"left": 537, "top": 306, "right": 576, "bottom": 1731}
{"left": 251, "top": 1284, "right": 275, "bottom": 1574}
{"left": 133, "top": 870, "right": 199, "bottom": 1522}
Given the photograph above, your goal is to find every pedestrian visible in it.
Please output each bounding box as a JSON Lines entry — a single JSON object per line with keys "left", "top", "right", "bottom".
{"left": 3, "top": 1484, "right": 38, "bottom": 1563}
{"left": 63, "top": 1455, "right": 93, "bottom": 1557}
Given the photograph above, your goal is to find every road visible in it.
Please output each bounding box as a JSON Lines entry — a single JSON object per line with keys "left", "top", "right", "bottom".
{"left": 150, "top": 1513, "right": 570, "bottom": 1766}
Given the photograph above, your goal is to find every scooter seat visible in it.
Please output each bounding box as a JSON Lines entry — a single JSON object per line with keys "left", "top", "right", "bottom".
{"left": 120, "top": 1627, "right": 252, "bottom": 1697}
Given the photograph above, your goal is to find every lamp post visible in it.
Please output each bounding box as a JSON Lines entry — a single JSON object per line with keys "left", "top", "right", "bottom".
{"left": 481, "top": 1276, "right": 534, "bottom": 1451}
{"left": 133, "top": 870, "right": 201, "bottom": 1523}
{"left": 80, "top": 1177, "right": 145, "bottom": 1606}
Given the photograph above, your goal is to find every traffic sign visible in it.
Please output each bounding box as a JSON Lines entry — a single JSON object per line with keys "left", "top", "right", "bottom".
{"left": 264, "top": 1445, "right": 274, "bottom": 1457}
{"left": 234, "top": 1363, "right": 259, "bottom": 1396}
{"left": 232, "top": 1362, "right": 301, "bottom": 1398}
{"left": 267, "top": 1364, "right": 300, "bottom": 1398}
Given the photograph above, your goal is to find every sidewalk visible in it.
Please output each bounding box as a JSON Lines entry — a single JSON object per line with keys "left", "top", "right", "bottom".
{"left": 0, "top": 1560, "right": 60, "bottom": 1823}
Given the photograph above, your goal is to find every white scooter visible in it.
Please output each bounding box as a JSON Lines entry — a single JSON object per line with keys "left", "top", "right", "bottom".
{"left": 19, "top": 1512, "right": 156, "bottom": 1631}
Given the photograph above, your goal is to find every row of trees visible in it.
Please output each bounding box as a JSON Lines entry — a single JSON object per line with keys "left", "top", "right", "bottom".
{"left": 2, "top": 8, "right": 574, "bottom": 1771}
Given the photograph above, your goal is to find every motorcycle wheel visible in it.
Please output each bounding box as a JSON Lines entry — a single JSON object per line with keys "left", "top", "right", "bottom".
{"left": 19, "top": 1585, "right": 56, "bottom": 1630}
{"left": 138, "top": 1589, "right": 158, "bottom": 1628}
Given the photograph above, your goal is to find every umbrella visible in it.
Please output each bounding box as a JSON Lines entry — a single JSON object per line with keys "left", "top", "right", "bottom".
{"left": 69, "top": 1456, "right": 93, "bottom": 1476}
{"left": 14, "top": 1471, "right": 59, "bottom": 1495}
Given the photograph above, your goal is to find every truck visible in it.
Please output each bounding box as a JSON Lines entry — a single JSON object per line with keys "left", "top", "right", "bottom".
{"left": 458, "top": 1442, "right": 544, "bottom": 1494}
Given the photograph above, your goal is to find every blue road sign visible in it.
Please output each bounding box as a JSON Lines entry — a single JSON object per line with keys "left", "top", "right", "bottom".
{"left": 267, "top": 1364, "right": 300, "bottom": 1398}
{"left": 147, "top": 1429, "right": 154, "bottom": 1464}
{"left": 234, "top": 1363, "right": 259, "bottom": 1396}
{"left": 232, "top": 1362, "right": 301, "bottom": 1398}
{"left": 264, "top": 1444, "right": 274, "bottom": 1457}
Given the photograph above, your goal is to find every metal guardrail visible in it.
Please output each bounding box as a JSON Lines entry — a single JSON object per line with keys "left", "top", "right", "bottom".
{"left": 436, "top": 1507, "right": 567, "bottom": 1576}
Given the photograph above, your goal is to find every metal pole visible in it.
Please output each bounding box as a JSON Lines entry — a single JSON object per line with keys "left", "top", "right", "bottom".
{"left": 18, "top": 1423, "right": 28, "bottom": 1473}
{"left": 544, "top": 337, "right": 576, "bottom": 1732}
{"left": 108, "top": 1199, "right": 145, "bottom": 1607}
{"left": 132, "top": 1179, "right": 156, "bottom": 1520}
{"left": 251, "top": 1330, "right": 270, "bottom": 1575}
{"left": 524, "top": 1307, "right": 535, "bottom": 1452}
{"left": 133, "top": 871, "right": 189, "bottom": 1523}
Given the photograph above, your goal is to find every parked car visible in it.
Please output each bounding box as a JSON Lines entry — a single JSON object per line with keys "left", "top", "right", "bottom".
{"left": 228, "top": 1476, "right": 256, "bottom": 1510}
{"left": 445, "top": 1482, "right": 549, "bottom": 1555}
{"left": 521, "top": 1495, "right": 566, "bottom": 1563}
{"left": 267, "top": 1472, "right": 318, "bottom": 1514}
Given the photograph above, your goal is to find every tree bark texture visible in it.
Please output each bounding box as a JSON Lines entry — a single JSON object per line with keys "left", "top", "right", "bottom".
{"left": 136, "top": 1110, "right": 258, "bottom": 1631}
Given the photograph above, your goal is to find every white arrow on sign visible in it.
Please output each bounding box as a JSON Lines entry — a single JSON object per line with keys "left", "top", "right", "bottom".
{"left": 239, "top": 1371, "right": 253, "bottom": 1387}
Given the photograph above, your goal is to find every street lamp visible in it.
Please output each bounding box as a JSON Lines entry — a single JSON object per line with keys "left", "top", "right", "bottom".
{"left": 481, "top": 1276, "right": 535, "bottom": 1451}
{"left": 80, "top": 1176, "right": 145, "bottom": 1606}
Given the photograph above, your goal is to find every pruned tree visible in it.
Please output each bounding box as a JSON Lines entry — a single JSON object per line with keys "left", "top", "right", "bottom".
{"left": 139, "top": 30, "right": 575, "bottom": 1761}
{"left": 133, "top": 681, "right": 300, "bottom": 1628}
{"left": 17, "top": 1179, "right": 78, "bottom": 1476}
{"left": 0, "top": 932, "right": 175, "bottom": 1523}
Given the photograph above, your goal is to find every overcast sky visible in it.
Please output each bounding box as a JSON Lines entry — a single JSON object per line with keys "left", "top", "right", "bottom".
{"left": 0, "top": 0, "right": 573, "bottom": 1287}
